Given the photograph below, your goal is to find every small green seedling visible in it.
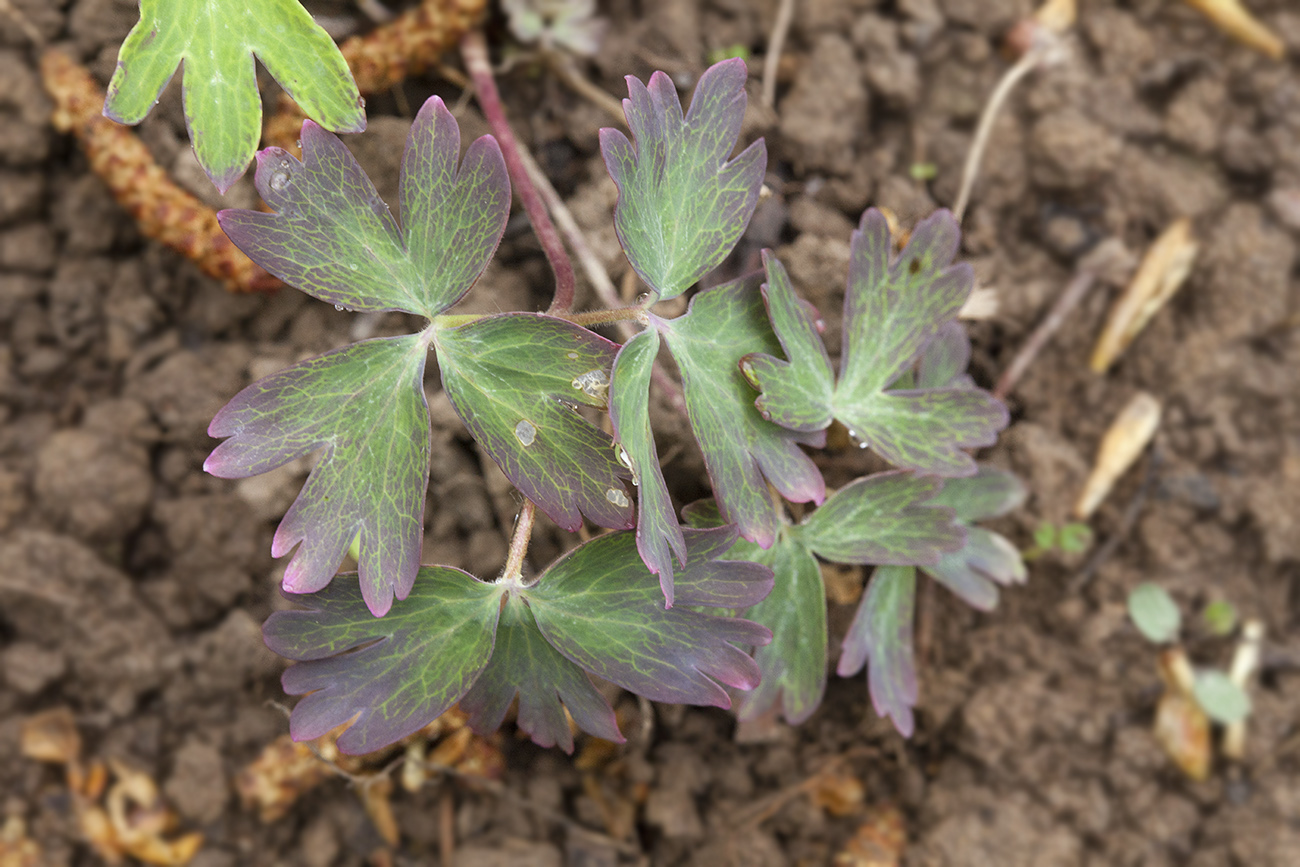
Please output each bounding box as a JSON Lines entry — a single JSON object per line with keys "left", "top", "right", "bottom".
{"left": 1127, "top": 583, "right": 1250, "bottom": 725}
{"left": 1021, "top": 520, "right": 1092, "bottom": 560}
{"left": 108, "top": 3, "right": 1025, "bottom": 753}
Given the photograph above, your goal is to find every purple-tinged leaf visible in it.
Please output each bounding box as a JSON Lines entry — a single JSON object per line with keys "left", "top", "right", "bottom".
{"left": 205, "top": 336, "right": 429, "bottom": 616}
{"left": 434, "top": 313, "right": 634, "bottom": 532}
{"left": 264, "top": 568, "right": 502, "bottom": 755}
{"left": 218, "top": 97, "right": 507, "bottom": 316}
{"left": 460, "top": 594, "right": 621, "bottom": 753}
{"left": 838, "top": 565, "right": 918, "bottom": 737}
{"left": 924, "top": 528, "right": 1025, "bottom": 611}
{"left": 831, "top": 209, "right": 1008, "bottom": 476}
{"left": 740, "top": 252, "right": 835, "bottom": 433}
{"left": 922, "top": 466, "right": 1027, "bottom": 610}
{"left": 601, "top": 58, "right": 766, "bottom": 300}
{"left": 732, "top": 534, "right": 829, "bottom": 725}
{"left": 796, "top": 472, "right": 964, "bottom": 567}
{"left": 915, "top": 321, "right": 975, "bottom": 390}
{"left": 523, "top": 527, "right": 773, "bottom": 707}
{"left": 929, "top": 465, "right": 1027, "bottom": 522}
{"left": 660, "top": 274, "right": 826, "bottom": 548}
{"left": 609, "top": 328, "right": 686, "bottom": 602}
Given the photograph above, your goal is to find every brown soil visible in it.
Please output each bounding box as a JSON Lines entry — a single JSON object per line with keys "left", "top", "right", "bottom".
{"left": 3, "top": 1, "right": 1300, "bottom": 865}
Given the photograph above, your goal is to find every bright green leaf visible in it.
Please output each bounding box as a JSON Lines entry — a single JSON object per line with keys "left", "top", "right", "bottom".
{"left": 106, "top": 0, "right": 364, "bottom": 192}
{"left": 1202, "top": 600, "right": 1238, "bottom": 637}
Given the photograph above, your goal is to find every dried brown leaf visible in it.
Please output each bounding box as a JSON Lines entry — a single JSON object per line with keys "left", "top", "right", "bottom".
{"left": 236, "top": 735, "right": 335, "bottom": 822}
{"left": 833, "top": 803, "right": 907, "bottom": 867}
{"left": 19, "top": 707, "right": 81, "bottom": 765}
{"left": 809, "top": 769, "right": 865, "bottom": 817}
{"left": 0, "top": 816, "right": 44, "bottom": 867}
{"left": 1074, "top": 391, "right": 1161, "bottom": 520}
{"left": 1182, "top": 0, "right": 1284, "bottom": 60}
{"left": 1090, "top": 218, "right": 1198, "bottom": 373}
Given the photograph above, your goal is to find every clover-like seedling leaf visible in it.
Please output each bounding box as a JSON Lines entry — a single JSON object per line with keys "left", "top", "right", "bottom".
{"left": 219, "top": 97, "right": 508, "bottom": 316}
{"left": 601, "top": 58, "right": 766, "bottom": 300}
{"left": 460, "top": 594, "right": 622, "bottom": 753}
{"left": 206, "top": 336, "right": 429, "bottom": 616}
{"left": 106, "top": 0, "right": 364, "bottom": 192}
{"left": 660, "top": 274, "right": 826, "bottom": 547}
{"left": 434, "top": 313, "right": 634, "bottom": 532}
{"left": 796, "top": 472, "right": 965, "bottom": 567}
{"left": 1128, "top": 583, "right": 1182, "bottom": 644}
{"left": 263, "top": 568, "right": 503, "bottom": 755}
{"left": 744, "top": 210, "right": 1008, "bottom": 476}
{"left": 838, "top": 565, "right": 918, "bottom": 736}
{"left": 609, "top": 328, "right": 686, "bottom": 601}
{"left": 521, "top": 527, "right": 773, "bottom": 706}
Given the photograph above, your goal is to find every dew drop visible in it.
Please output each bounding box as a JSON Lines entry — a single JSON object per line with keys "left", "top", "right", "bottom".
{"left": 571, "top": 368, "right": 610, "bottom": 400}
{"left": 348, "top": 263, "right": 359, "bottom": 272}
{"left": 566, "top": 352, "right": 579, "bottom": 360}
{"left": 514, "top": 420, "right": 537, "bottom": 447}
{"left": 269, "top": 170, "right": 291, "bottom": 192}
{"left": 617, "top": 447, "right": 633, "bottom": 470}
{"left": 334, "top": 304, "right": 344, "bottom": 311}
{"left": 605, "top": 487, "right": 630, "bottom": 508}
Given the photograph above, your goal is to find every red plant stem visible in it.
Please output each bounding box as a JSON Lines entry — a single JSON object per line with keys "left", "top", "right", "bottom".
{"left": 993, "top": 268, "right": 1097, "bottom": 402}
{"left": 461, "top": 30, "right": 577, "bottom": 315}
{"left": 501, "top": 499, "right": 536, "bottom": 582}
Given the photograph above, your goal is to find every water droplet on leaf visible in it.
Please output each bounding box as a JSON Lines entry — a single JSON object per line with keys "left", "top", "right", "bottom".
{"left": 514, "top": 420, "right": 537, "bottom": 446}
{"left": 334, "top": 304, "right": 344, "bottom": 311}
{"left": 348, "top": 263, "right": 358, "bottom": 272}
{"left": 566, "top": 352, "right": 579, "bottom": 360}
{"left": 605, "top": 487, "right": 630, "bottom": 508}
{"left": 269, "top": 170, "right": 291, "bottom": 192}
{"left": 617, "top": 447, "right": 633, "bottom": 470}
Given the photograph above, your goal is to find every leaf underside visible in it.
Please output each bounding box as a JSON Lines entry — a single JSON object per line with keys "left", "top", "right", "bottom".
{"left": 219, "top": 97, "right": 508, "bottom": 316}
{"left": 661, "top": 274, "right": 826, "bottom": 548}
{"left": 264, "top": 568, "right": 503, "bottom": 755}
{"left": 838, "top": 565, "right": 918, "bottom": 737}
{"left": 744, "top": 210, "right": 1008, "bottom": 477}
{"left": 609, "top": 328, "right": 686, "bottom": 601}
{"left": 435, "top": 313, "right": 634, "bottom": 532}
{"left": 106, "top": 0, "right": 364, "bottom": 192}
{"left": 601, "top": 58, "right": 766, "bottom": 300}
{"left": 205, "top": 336, "right": 429, "bottom": 616}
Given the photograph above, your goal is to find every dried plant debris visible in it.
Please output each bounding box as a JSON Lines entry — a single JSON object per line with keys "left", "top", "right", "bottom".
{"left": 1074, "top": 392, "right": 1161, "bottom": 519}
{"left": 1182, "top": 0, "right": 1285, "bottom": 60}
{"left": 1090, "top": 218, "right": 1198, "bottom": 374}
{"left": 0, "top": 816, "right": 44, "bottom": 867}
{"left": 40, "top": 49, "right": 277, "bottom": 293}
{"left": 20, "top": 708, "right": 203, "bottom": 866}
{"left": 1154, "top": 648, "right": 1212, "bottom": 781}
{"left": 263, "top": 0, "right": 487, "bottom": 152}
{"left": 834, "top": 803, "right": 907, "bottom": 867}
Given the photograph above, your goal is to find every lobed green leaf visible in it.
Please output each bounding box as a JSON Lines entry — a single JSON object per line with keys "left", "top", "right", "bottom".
{"left": 609, "top": 328, "right": 686, "bottom": 601}
{"left": 219, "top": 97, "right": 508, "bottom": 316}
{"left": 264, "top": 568, "right": 502, "bottom": 755}
{"left": 523, "top": 527, "right": 773, "bottom": 706}
{"left": 460, "top": 594, "right": 621, "bottom": 754}
{"left": 434, "top": 313, "right": 634, "bottom": 532}
{"left": 838, "top": 565, "right": 918, "bottom": 736}
{"left": 601, "top": 58, "right": 766, "bottom": 300}
{"left": 922, "top": 467, "right": 1027, "bottom": 610}
{"left": 206, "top": 336, "right": 429, "bottom": 616}
{"left": 106, "top": 0, "right": 364, "bottom": 192}
{"left": 660, "top": 274, "right": 825, "bottom": 548}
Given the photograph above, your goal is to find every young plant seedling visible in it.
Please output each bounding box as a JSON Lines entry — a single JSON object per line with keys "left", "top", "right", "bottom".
{"left": 175, "top": 30, "right": 1024, "bottom": 752}
{"left": 1127, "top": 583, "right": 1256, "bottom": 778}
{"left": 1021, "top": 520, "right": 1093, "bottom": 560}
